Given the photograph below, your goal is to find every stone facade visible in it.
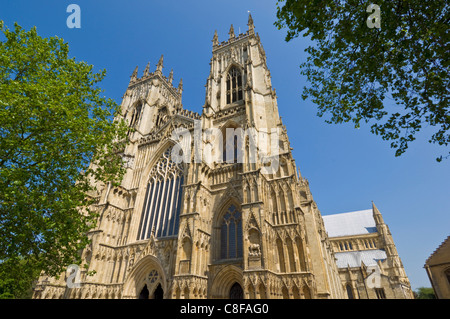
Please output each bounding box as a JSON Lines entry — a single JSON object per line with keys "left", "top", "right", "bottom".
{"left": 425, "top": 236, "right": 450, "bottom": 299}
{"left": 32, "top": 15, "right": 411, "bottom": 299}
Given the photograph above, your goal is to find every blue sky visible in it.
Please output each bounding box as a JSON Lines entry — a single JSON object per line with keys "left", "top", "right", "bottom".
{"left": 1, "top": 0, "right": 449, "bottom": 291}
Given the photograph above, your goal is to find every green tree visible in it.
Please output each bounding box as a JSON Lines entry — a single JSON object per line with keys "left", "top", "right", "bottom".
{"left": 0, "top": 22, "right": 128, "bottom": 298}
{"left": 0, "top": 257, "right": 41, "bottom": 299}
{"left": 413, "top": 287, "right": 436, "bottom": 299}
{"left": 275, "top": 0, "right": 449, "bottom": 161}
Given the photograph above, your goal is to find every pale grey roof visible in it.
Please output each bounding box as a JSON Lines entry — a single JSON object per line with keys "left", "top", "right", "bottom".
{"left": 334, "top": 250, "right": 387, "bottom": 268}
{"left": 322, "top": 209, "right": 377, "bottom": 238}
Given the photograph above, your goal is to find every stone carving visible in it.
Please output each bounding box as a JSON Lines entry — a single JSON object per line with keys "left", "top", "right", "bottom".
{"left": 248, "top": 243, "right": 261, "bottom": 257}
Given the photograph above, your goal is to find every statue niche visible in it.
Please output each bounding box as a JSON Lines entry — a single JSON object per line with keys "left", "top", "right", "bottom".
{"left": 247, "top": 228, "right": 261, "bottom": 269}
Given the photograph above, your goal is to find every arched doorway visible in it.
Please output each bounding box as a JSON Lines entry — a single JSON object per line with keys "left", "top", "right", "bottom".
{"left": 153, "top": 284, "right": 164, "bottom": 299}
{"left": 209, "top": 265, "right": 243, "bottom": 299}
{"left": 138, "top": 282, "right": 164, "bottom": 299}
{"left": 139, "top": 285, "right": 149, "bottom": 299}
{"left": 122, "top": 255, "right": 167, "bottom": 299}
{"left": 229, "top": 282, "right": 244, "bottom": 299}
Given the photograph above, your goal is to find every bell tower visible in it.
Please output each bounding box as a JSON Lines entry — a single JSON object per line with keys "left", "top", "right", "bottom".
{"left": 171, "top": 14, "right": 346, "bottom": 299}
{"left": 204, "top": 14, "right": 282, "bottom": 131}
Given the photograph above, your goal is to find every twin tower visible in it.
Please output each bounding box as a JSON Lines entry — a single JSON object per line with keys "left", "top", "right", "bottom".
{"left": 33, "top": 15, "right": 412, "bottom": 299}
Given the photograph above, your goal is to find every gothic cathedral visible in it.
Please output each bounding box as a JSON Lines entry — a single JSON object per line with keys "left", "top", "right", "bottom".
{"left": 33, "top": 15, "right": 413, "bottom": 299}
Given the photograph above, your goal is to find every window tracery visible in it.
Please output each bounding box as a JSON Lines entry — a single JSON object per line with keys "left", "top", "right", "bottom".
{"left": 220, "top": 205, "right": 243, "bottom": 259}
{"left": 137, "top": 148, "right": 184, "bottom": 240}
{"left": 155, "top": 106, "right": 169, "bottom": 128}
{"left": 130, "top": 102, "right": 143, "bottom": 127}
{"left": 223, "top": 134, "right": 239, "bottom": 163}
{"left": 148, "top": 270, "right": 159, "bottom": 284}
{"left": 226, "top": 67, "right": 243, "bottom": 104}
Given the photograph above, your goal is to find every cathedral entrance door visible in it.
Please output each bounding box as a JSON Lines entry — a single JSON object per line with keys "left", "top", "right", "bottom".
{"left": 229, "top": 282, "right": 244, "bottom": 299}
{"left": 139, "top": 285, "right": 150, "bottom": 299}
{"left": 153, "top": 284, "right": 164, "bottom": 299}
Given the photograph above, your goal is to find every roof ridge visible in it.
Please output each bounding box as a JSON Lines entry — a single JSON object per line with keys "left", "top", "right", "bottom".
{"left": 322, "top": 209, "right": 373, "bottom": 217}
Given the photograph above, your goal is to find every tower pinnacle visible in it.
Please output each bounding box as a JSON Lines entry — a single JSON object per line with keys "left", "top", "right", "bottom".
{"left": 248, "top": 12, "right": 254, "bottom": 33}
{"left": 130, "top": 66, "right": 138, "bottom": 83}
{"left": 372, "top": 201, "right": 385, "bottom": 225}
{"left": 156, "top": 54, "right": 164, "bottom": 74}
{"left": 228, "top": 24, "right": 235, "bottom": 40}
{"left": 143, "top": 61, "right": 150, "bottom": 77}
{"left": 168, "top": 69, "right": 174, "bottom": 84}
{"left": 212, "top": 30, "right": 219, "bottom": 47}
{"left": 177, "top": 78, "right": 183, "bottom": 94}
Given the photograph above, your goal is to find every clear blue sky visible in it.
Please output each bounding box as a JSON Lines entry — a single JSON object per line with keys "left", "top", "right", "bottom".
{"left": 1, "top": 0, "right": 449, "bottom": 292}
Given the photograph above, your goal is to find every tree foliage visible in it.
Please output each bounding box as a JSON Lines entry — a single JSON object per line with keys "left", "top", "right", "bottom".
{"left": 0, "top": 257, "right": 41, "bottom": 299}
{"left": 413, "top": 287, "right": 436, "bottom": 299}
{"left": 275, "top": 0, "right": 449, "bottom": 161}
{"left": 0, "top": 21, "right": 128, "bottom": 297}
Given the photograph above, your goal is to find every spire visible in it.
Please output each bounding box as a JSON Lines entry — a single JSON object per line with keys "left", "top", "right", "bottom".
{"left": 248, "top": 12, "right": 254, "bottom": 33}
{"left": 212, "top": 30, "right": 219, "bottom": 47}
{"left": 156, "top": 54, "right": 164, "bottom": 74}
{"left": 168, "top": 69, "right": 174, "bottom": 84}
{"left": 143, "top": 61, "right": 150, "bottom": 77}
{"left": 228, "top": 24, "right": 235, "bottom": 40}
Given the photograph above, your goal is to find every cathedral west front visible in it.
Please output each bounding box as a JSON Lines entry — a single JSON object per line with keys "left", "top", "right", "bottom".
{"left": 33, "top": 15, "right": 413, "bottom": 300}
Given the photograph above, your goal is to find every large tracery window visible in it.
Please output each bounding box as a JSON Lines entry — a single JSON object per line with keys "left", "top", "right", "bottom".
{"left": 226, "top": 67, "right": 243, "bottom": 104}
{"left": 137, "top": 148, "right": 184, "bottom": 240}
{"left": 220, "top": 205, "right": 243, "bottom": 259}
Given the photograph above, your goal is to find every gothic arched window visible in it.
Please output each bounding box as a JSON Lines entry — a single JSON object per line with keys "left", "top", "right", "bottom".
{"left": 155, "top": 106, "right": 169, "bottom": 127}
{"left": 222, "top": 124, "right": 242, "bottom": 164}
{"left": 130, "top": 102, "right": 143, "bottom": 127}
{"left": 137, "top": 148, "right": 184, "bottom": 240}
{"left": 220, "top": 205, "right": 243, "bottom": 259}
{"left": 226, "top": 67, "right": 243, "bottom": 104}
{"left": 223, "top": 134, "right": 239, "bottom": 163}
